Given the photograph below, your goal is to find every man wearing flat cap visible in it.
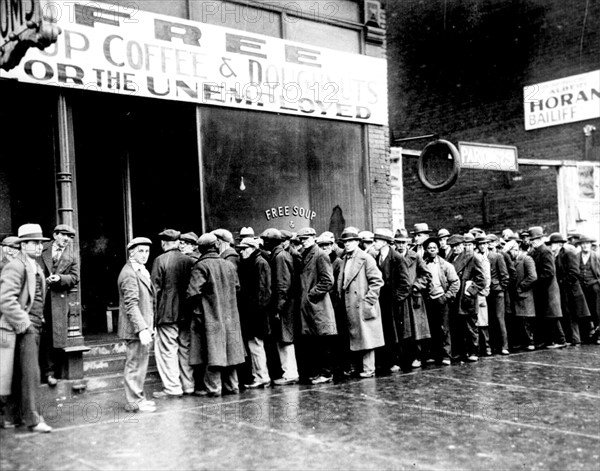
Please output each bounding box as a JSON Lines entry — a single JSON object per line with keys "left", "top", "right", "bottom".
{"left": 528, "top": 227, "right": 567, "bottom": 349}
{"left": 180, "top": 232, "right": 200, "bottom": 262}
{"left": 151, "top": 229, "right": 195, "bottom": 399}
{"left": 0, "top": 224, "right": 53, "bottom": 432}
{"left": 212, "top": 229, "right": 239, "bottom": 268}
{"left": 118, "top": 237, "right": 156, "bottom": 412}
{"left": 0, "top": 236, "right": 20, "bottom": 272}
{"left": 38, "top": 224, "right": 79, "bottom": 386}
{"left": 187, "top": 233, "right": 246, "bottom": 396}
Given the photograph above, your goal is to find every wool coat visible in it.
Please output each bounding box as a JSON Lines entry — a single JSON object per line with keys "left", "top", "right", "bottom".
{"left": 512, "top": 252, "right": 537, "bottom": 317}
{"left": 221, "top": 247, "right": 239, "bottom": 269}
{"left": 299, "top": 244, "right": 337, "bottom": 336}
{"left": 450, "top": 251, "right": 486, "bottom": 316}
{"left": 530, "top": 243, "right": 562, "bottom": 318}
{"left": 555, "top": 246, "right": 591, "bottom": 319}
{"left": 401, "top": 250, "right": 432, "bottom": 340}
{"left": 238, "top": 249, "right": 272, "bottom": 340}
{"left": 268, "top": 245, "right": 296, "bottom": 343}
{"left": 40, "top": 242, "right": 79, "bottom": 348}
{"left": 376, "top": 247, "right": 410, "bottom": 346}
{"left": 151, "top": 248, "right": 194, "bottom": 325}
{"left": 117, "top": 261, "right": 156, "bottom": 340}
{"left": 187, "top": 252, "right": 245, "bottom": 367}
{"left": 337, "top": 248, "right": 384, "bottom": 351}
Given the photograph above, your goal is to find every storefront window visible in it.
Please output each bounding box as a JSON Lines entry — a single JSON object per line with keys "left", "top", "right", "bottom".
{"left": 200, "top": 106, "right": 367, "bottom": 238}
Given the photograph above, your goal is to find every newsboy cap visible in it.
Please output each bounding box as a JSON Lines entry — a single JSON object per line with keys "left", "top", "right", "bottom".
{"left": 16, "top": 223, "right": 50, "bottom": 242}
{"left": 127, "top": 237, "right": 152, "bottom": 250}
{"left": 447, "top": 234, "right": 465, "bottom": 246}
{"left": 463, "top": 233, "right": 475, "bottom": 243}
{"left": 237, "top": 237, "right": 260, "bottom": 249}
{"left": 212, "top": 229, "right": 235, "bottom": 245}
{"left": 261, "top": 228, "right": 283, "bottom": 241}
{"left": 373, "top": 228, "right": 394, "bottom": 243}
{"left": 54, "top": 224, "right": 76, "bottom": 236}
{"left": 1, "top": 236, "right": 20, "bottom": 248}
{"left": 180, "top": 232, "right": 199, "bottom": 244}
{"left": 280, "top": 230, "right": 293, "bottom": 241}
{"left": 197, "top": 233, "right": 217, "bottom": 247}
{"left": 158, "top": 229, "right": 180, "bottom": 241}
{"left": 297, "top": 227, "right": 317, "bottom": 238}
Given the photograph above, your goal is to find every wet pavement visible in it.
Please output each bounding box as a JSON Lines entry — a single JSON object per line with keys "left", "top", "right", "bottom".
{"left": 1, "top": 345, "right": 599, "bottom": 470}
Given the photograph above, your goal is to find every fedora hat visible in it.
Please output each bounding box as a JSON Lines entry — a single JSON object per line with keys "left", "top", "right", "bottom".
{"left": 411, "top": 223, "right": 431, "bottom": 234}
{"left": 528, "top": 226, "right": 546, "bottom": 240}
{"left": 358, "top": 230, "right": 374, "bottom": 242}
{"left": 316, "top": 231, "right": 335, "bottom": 245}
{"left": 340, "top": 227, "right": 361, "bottom": 241}
{"left": 474, "top": 234, "right": 490, "bottom": 244}
{"left": 469, "top": 227, "right": 484, "bottom": 236}
{"left": 545, "top": 232, "right": 566, "bottom": 244}
{"left": 239, "top": 227, "right": 255, "bottom": 237}
{"left": 463, "top": 233, "right": 475, "bottom": 243}
{"left": 16, "top": 223, "right": 50, "bottom": 243}
{"left": 127, "top": 237, "right": 152, "bottom": 250}
{"left": 574, "top": 235, "right": 597, "bottom": 245}
{"left": 373, "top": 228, "right": 394, "bottom": 243}
{"left": 447, "top": 234, "right": 465, "bottom": 246}
{"left": 394, "top": 228, "right": 411, "bottom": 242}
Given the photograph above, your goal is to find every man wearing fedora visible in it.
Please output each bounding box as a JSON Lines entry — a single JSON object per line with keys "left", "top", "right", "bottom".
{"left": 576, "top": 235, "right": 600, "bottom": 344}
{"left": 528, "top": 227, "right": 566, "bottom": 349}
{"left": 411, "top": 223, "right": 431, "bottom": 258}
{"left": 0, "top": 236, "right": 20, "bottom": 272}
{"left": 547, "top": 232, "right": 592, "bottom": 346}
{"left": 0, "top": 223, "right": 52, "bottom": 432}
{"left": 118, "top": 237, "right": 157, "bottom": 412}
{"left": 151, "top": 229, "right": 195, "bottom": 399}
{"left": 336, "top": 227, "right": 384, "bottom": 378}
{"left": 38, "top": 224, "right": 79, "bottom": 387}
{"left": 437, "top": 229, "right": 452, "bottom": 260}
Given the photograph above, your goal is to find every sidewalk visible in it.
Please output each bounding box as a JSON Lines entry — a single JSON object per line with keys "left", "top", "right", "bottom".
{"left": 1, "top": 345, "right": 599, "bottom": 470}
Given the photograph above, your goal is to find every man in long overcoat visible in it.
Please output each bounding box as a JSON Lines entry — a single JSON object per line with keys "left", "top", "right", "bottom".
{"left": 576, "top": 236, "right": 600, "bottom": 343}
{"left": 38, "top": 224, "right": 79, "bottom": 385}
{"left": 118, "top": 237, "right": 156, "bottom": 413}
{"left": 297, "top": 227, "right": 336, "bottom": 384}
{"left": 337, "top": 227, "right": 384, "bottom": 378}
{"left": 151, "top": 229, "right": 194, "bottom": 399}
{"left": 372, "top": 228, "right": 410, "bottom": 372}
{"left": 528, "top": 227, "right": 566, "bottom": 348}
{"left": 548, "top": 232, "right": 592, "bottom": 346}
{"left": 262, "top": 228, "right": 299, "bottom": 385}
{"left": 187, "top": 233, "right": 245, "bottom": 396}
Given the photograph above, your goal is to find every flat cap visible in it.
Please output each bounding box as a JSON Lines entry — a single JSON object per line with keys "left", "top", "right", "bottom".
{"left": 197, "top": 233, "right": 217, "bottom": 247}
{"left": 463, "top": 233, "right": 475, "bottom": 243}
{"left": 437, "top": 228, "right": 451, "bottom": 238}
{"left": 261, "top": 228, "right": 283, "bottom": 240}
{"left": 280, "top": 230, "right": 293, "bottom": 241}
{"left": 158, "top": 229, "right": 180, "bottom": 241}
{"left": 180, "top": 232, "right": 199, "bottom": 244}
{"left": 373, "top": 228, "right": 394, "bottom": 243}
{"left": 297, "top": 227, "right": 317, "bottom": 238}
{"left": 447, "top": 234, "right": 465, "bottom": 246}
{"left": 127, "top": 237, "right": 152, "bottom": 250}
{"left": 316, "top": 231, "right": 335, "bottom": 245}
{"left": 54, "top": 224, "right": 76, "bottom": 236}
{"left": 1, "top": 236, "right": 20, "bottom": 248}
{"left": 237, "top": 237, "right": 260, "bottom": 249}
{"left": 394, "top": 228, "right": 411, "bottom": 242}
{"left": 212, "top": 229, "right": 234, "bottom": 245}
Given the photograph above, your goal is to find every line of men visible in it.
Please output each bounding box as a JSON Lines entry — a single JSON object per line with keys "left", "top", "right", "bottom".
{"left": 118, "top": 222, "right": 600, "bottom": 413}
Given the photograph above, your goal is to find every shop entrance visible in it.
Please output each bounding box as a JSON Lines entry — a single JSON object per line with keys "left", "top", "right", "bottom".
{"left": 72, "top": 92, "right": 200, "bottom": 335}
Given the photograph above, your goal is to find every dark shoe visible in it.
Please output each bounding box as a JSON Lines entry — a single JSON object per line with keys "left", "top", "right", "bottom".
{"left": 29, "top": 422, "right": 52, "bottom": 433}
{"left": 273, "top": 377, "right": 299, "bottom": 386}
{"left": 152, "top": 390, "right": 183, "bottom": 399}
{"left": 222, "top": 389, "right": 239, "bottom": 396}
{"left": 46, "top": 375, "right": 58, "bottom": 387}
{"left": 245, "top": 380, "right": 271, "bottom": 389}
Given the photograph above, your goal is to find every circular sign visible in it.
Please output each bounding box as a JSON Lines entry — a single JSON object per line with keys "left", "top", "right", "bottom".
{"left": 418, "top": 139, "right": 461, "bottom": 192}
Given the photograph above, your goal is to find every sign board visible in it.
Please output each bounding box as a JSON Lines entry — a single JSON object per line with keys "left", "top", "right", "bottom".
{"left": 0, "top": 1, "right": 388, "bottom": 125}
{"left": 523, "top": 70, "right": 600, "bottom": 130}
{"left": 458, "top": 142, "right": 519, "bottom": 172}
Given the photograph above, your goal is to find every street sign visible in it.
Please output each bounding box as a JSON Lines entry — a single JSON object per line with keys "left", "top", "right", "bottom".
{"left": 458, "top": 142, "right": 519, "bottom": 172}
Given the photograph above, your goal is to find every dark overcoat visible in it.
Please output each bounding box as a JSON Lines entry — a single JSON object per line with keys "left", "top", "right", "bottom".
{"left": 530, "top": 244, "right": 562, "bottom": 318}
{"left": 377, "top": 248, "right": 410, "bottom": 346}
{"left": 450, "top": 251, "right": 485, "bottom": 316}
{"left": 151, "top": 248, "right": 193, "bottom": 325}
{"left": 40, "top": 242, "right": 79, "bottom": 348}
{"left": 117, "top": 262, "right": 156, "bottom": 340}
{"left": 299, "top": 244, "right": 337, "bottom": 336}
{"left": 337, "top": 248, "right": 384, "bottom": 351}
{"left": 187, "top": 252, "right": 245, "bottom": 367}
{"left": 221, "top": 247, "right": 239, "bottom": 269}
{"left": 401, "top": 250, "right": 431, "bottom": 340}
{"left": 238, "top": 249, "right": 271, "bottom": 340}
{"left": 512, "top": 253, "right": 537, "bottom": 317}
{"left": 556, "top": 246, "right": 591, "bottom": 319}
{"left": 268, "top": 245, "right": 296, "bottom": 343}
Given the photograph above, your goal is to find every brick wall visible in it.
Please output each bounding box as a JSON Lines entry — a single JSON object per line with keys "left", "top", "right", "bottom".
{"left": 386, "top": 0, "right": 600, "bottom": 234}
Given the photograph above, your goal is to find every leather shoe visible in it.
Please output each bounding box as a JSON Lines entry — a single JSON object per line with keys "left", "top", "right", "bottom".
{"left": 46, "top": 375, "right": 58, "bottom": 387}
{"left": 245, "top": 380, "right": 271, "bottom": 389}
{"left": 29, "top": 422, "right": 52, "bottom": 433}
{"left": 273, "top": 377, "right": 299, "bottom": 386}
{"left": 311, "top": 375, "right": 333, "bottom": 384}
{"left": 152, "top": 390, "right": 183, "bottom": 399}
{"left": 359, "top": 371, "right": 375, "bottom": 378}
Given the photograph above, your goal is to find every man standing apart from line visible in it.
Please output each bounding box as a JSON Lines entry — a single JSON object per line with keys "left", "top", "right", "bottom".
{"left": 0, "top": 224, "right": 53, "bottom": 432}
{"left": 39, "top": 224, "right": 79, "bottom": 386}
{"left": 152, "top": 229, "right": 195, "bottom": 399}
{"left": 118, "top": 237, "right": 156, "bottom": 413}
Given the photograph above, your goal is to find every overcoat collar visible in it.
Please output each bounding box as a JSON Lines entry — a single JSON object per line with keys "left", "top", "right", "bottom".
{"left": 342, "top": 249, "right": 366, "bottom": 289}
{"left": 16, "top": 251, "right": 45, "bottom": 299}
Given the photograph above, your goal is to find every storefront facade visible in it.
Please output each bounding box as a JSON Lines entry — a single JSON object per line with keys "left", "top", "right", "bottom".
{"left": 0, "top": 0, "right": 391, "bottom": 363}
